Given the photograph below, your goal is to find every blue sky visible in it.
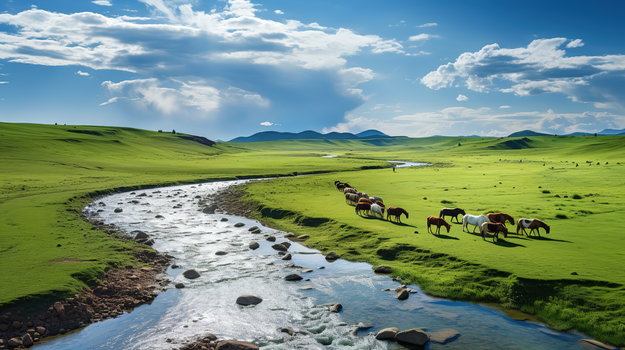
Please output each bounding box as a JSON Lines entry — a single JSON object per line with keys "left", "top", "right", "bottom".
{"left": 1, "top": 0, "right": 624, "bottom": 140}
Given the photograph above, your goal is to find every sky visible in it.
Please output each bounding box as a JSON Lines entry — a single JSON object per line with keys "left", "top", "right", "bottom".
{"left": 1, "top": 0, "right": 624, "bottom": 140}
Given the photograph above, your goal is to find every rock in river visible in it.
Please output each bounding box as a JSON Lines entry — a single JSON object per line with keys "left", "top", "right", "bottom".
{"left": 272, "top": 244, "right": 288, "bottom": 251}
{"left": 234, "top": 222, "right": 245, "bottom": 227}
{"left": 325, "top": 252, "right": 340, "bottom": 260}
{"left": 236, "top": 295, "right": 263, "bottom": 306}
{"left": 374, "top": 265, "right": 392, "bottom": 274}
{"left": 375, "top": 327, "right": 399, "bottom": 340}
{"left": 249, "top": 242, "right": 260, "bottom": 250}
{"left": 394, "top": 329, "right": 429, "bottom": 347}
{"left": 329, "top": 303, "right": 342, "bottom": 313}
{"left": 182, "top": 269, "right": 201, "bottom": 279}
{"left": 430, "top": 328, "right": 460, "bottom": 344}
{"left": 285, "top": 274, "right": 303, "bottom": 281}
{"left": 216, "top": 340, "right": 259, "bottom": 350}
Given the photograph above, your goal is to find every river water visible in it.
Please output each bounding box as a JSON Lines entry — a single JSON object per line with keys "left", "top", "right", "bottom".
{"left": 34, "top": 180, "right": 594, "bottom": 350}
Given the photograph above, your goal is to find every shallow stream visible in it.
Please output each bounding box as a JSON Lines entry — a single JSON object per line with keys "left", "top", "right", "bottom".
{"left": 34, "top": 180, "right": 593, "bottom": 349}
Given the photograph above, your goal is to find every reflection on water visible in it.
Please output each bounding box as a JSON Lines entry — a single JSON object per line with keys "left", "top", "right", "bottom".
{"left": 386, "top": 161, "right": 429, "bottom": 168}
{"left": 35, "top": 180, "right": 591, "bottom": 349}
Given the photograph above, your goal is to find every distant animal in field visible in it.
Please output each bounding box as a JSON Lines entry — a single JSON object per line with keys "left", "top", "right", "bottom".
{"left": 345, "top": 193, "right": 360, "bottom": 205}
{"left": 369, "top": 196, "right": 383, "bottom": 203}
{"left": 440, "top": 208, "right": 466, "bottom": 223}
{"left": 387, "top": 207, "right": 409, "bottom": 223}
{"left": 487, "top": 213, "right": 515, "bottom": 227}
{"left": 355, "top": 203, "right": 371, "bottom": 216}
{"left": 356, "top": 191, "right": 369, "bottom": 199}
{"left": 427, "top": 216, "right": 451, "bottom": 235}
{"left": 371, "top": 203, "right": 385, "bottom": 218}
{"left": 335, "top": 182, "right": 347, "bottom": 192}
{"left": 358, "top": 197, "right": 373, "bottom": 205}
{"left": 517, "top": 218, "right": 550, "bottom": 236}
{"left": 374, "top": 200, "right": 384, "bottom": 208}
{"left": 481, "top": 222, "right": 508, "bottom": 241}
{"left": 344, "top": 187, "right": 357, "bottom": 195}
{"left": 462, "top": 214, "right": 491, "bottom": 233}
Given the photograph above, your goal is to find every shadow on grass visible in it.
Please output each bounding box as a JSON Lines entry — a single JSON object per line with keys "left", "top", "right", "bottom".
{"left": 430, "top": 233, "right": 460, "bottom": 240}
{"left": 358, "top": 214, "right": 416, "bottom": 227}
{"left": 526, "top": 235, "right": 573, "bottom": 243}
{"left": 486, "top": 238, "right": 526, "bottom": 248}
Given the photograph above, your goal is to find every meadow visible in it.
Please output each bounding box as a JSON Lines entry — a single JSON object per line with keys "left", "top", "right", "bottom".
{"left": 2, "top": 122, "right": 625, "bottom": 346}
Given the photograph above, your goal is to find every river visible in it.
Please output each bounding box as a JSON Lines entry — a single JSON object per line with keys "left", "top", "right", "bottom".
{"left": 34, "top": 179, "right": 594, "bottom": 349}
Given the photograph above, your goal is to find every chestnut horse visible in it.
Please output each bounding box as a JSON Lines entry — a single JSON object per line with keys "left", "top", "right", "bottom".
{"left": 481, "top": 222, "right": 508, "bottom": 241}
{"left": 387, "top": 207, "right": 409, "bottom": 222}
{"left": 517, "top": 218, "right": 550, "bottom": 236}
{"left": 355, "top": 203, "right": 371, "bottom": 216}
{"left": 440, "top": 208, "right": 465, "bottom": 223}
{"left": 358, "top": 197, "right": 373, "bottom": 205}
{"left": 427, "top": 216, "right": 451, "bottom": 235}
{"left": 487, "top": 213, "right": 515, "bottom": 227}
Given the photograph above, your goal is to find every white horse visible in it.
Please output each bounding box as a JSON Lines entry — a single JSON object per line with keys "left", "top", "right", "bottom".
{"left": 463, "top": 214, "right": 491, "bottom": 233}
{"left": 371, "top": 203, "right": 385, "bottom": 218}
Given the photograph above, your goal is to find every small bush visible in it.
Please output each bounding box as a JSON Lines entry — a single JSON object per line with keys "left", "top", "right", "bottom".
{"left": 572, "top": 194, "right": 582, "bottom": 199}
{"left": 556, "top": 214, "right": 568, "bottom": 219}
{"left": 542, "top": 190, "right": 551, "bottom": 194}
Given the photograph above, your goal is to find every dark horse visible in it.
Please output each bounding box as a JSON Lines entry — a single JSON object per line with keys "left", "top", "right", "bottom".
{"left": 387, "top": 207, "right": 409, "bottom": 223}
{"left": 439, "top": 208, "right": 465, "bottom": 223}
{"left": 487, "top": 213, "right": 515, "bottom": 227}
{"left": 427, "top": 216, "right": 451, "bottom": 235}
{"left": 355, "top": 203, "right": 371, "bottom": 216}
{"left": 481, "top": 222, "right": 508, "bottom": 241}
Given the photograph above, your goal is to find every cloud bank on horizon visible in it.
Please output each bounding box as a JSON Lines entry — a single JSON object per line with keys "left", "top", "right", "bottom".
{"left": 0, "top": 0, "right": 624, "bottom": 139}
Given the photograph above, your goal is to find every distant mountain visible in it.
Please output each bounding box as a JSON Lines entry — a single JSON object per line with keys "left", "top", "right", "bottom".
{"left": 597, "top": 128, "right": 625, "bottom": 135}
{"left": 229, "top": 129, "right": 390, "bottom": 142}
{"left": 507, "top": 130, "right": 553, "bottom": 137}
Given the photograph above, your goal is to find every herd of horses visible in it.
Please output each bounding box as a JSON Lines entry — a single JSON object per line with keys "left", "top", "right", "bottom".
{"left": 335, "top": 180, "right": 551, "bottom": 242}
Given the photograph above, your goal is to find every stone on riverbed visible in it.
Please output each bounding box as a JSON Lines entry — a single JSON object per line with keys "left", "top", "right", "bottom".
{"left": 325, "top": 252, "right": 340, "bottom": 260}
{"left": 329, "top": 303, "right": 342, "bottom": 313}
{"left": 281, "top": 253, "right": 292, "bottom": 260}
{"left": 297, "top": 234, "right": 309, "bottom": 240}
{"left": 216, "top": 340, "right": 259, "bottom": 350}
{"left": 395, "top": 286, "right": 409, "bottom": 300}
{"left": 394, "top": 329, "right": 429, "bottom": 347}
{"left": 285, "top": 274, "right": 303, "bottom": 281}
{"left": 266, "top": 236, "right": 276, "bottom": 242}
{"left": 375, "top": 327, "right": 399, "bottom": 340}
{"left": 430, "top": 329, "right": 460, "bottom": 344}
{"left": 249, "top": 242, "right": 260, "bottom": 250}
{"left": 216, "top": 251, "right": 228, "bottom": 255}
{"left": 182, "top": 269, "right": 201, "bottom": 279}
{"left": 236, "top": 295, "right": 263, "bottom": 306}
{"left": 114, "top": 208, "right": 123, "bottom": 213}
{"left": 374, "top": 265, "right": 392, "bottom": 274}
{"left": 234, "top": 222, "right": 244, "bottom": 227}
{"left": 272, "top": 244, "right": 288, "bottom": 251}
{"left": 175, "top": 283, "right": 185, "bottom": 289}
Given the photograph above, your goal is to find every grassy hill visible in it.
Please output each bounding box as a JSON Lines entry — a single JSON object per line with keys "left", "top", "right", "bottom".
{"left": 0, "top": 122, "right": 383, "bottom": 311}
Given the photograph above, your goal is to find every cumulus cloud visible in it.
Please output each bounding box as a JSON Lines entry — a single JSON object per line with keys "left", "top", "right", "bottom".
{"left": 338, "top": 67, "right": 375, "bottom": 86}
{"left": 260, "top": 121, "right": 273, "bottom": 126}
{"left": 456, "top": 94, "right": 468, "bottom": 101}
{"left": 500, "top": 105, "right": 511, "bottom": 109}
{"left": 417, "top": 23, "right": 437, "bottom": 28}
{"left": 421, "top": 38, "right": 625, "bottom": 109}
{"left": 92, "top": 0, "right": 112, "bottom": 5}
{"left": 274, "top": 10, "right": 283, "bottom": 14}
{"left": 75, "top": 71, "right": 90, "bottom": 76}
{"left": 408, "top": 34, "right": 439, "bottom": 42}
{"left": 567, "top": 39, "right": 584, "bottom": 48}
{"left": 372, "top": 39, "right": 404, "bottom": 54}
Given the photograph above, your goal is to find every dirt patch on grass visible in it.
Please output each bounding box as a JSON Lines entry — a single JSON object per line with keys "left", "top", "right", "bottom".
{"left": 48, "top": 258, "right": 85, "bottom": 263}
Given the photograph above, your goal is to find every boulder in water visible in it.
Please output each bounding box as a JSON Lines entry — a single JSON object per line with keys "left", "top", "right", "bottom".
{"left": 430, "top": 329, "right": 460, "bottom": 344}
{"left": 281, "top": 253, "right": 292, "bottom": 260}
{"left": 329, "top": 303, "right": 342, "bottom": 313}
{"left": 376, "top": 327, "right": 399, "bottom": 340}
{"left": 216, "top": 251, "right": 228, "bottom": 255}
{"left": 215, "top": 340, "right": 259, "bottom": 350}
{"left": 236, "top": 295, "right": 263, "bottom": 306}
{"left": 249, "top": 242, "right": 260, "bottom": 250}
{"left": 285, "top": 274, "right": 302, "bottom": 281}
{"left": 325, "top": 252, "right": 339, "bottom": 260}
{"left": 182, "top": 269, "right": 201, "bottom": 279}
{"left": 272, "top": 244, "right": 288, "bottom": 251}
{"left": 394, "top": 329, "right": 429, "bottom": 347}
{"left": 114, "top": 208, "right": 123, "bottom": 213}
{"left": 374, "top": 265, "right": 392, "bottom": 274}
{"left": 234, "top": 222, "right": 245, "bottom": 227}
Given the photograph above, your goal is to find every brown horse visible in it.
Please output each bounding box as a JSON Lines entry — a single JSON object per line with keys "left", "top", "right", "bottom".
{"left": 358, "top": 197, "right": 373, "bottom": 205}
{"left": 439, "top": 208, "right": 465, "bottom": 223}
{"left": 481, "top": 222, "right": 508, "bottom": 241}
{"left": 487, "top": 213, "right": 515, "bottom": 227}
{"left": 355, "top": 203, "right": 371, "bottom": 216}
{"left": 517, "top": 218, "right": 550, "bottom": 236}
{"left": 387, "top": 207, "right": 409, "bottom": 222}
{"left": 427, "top": 216, "right": 451, "bottom": 234}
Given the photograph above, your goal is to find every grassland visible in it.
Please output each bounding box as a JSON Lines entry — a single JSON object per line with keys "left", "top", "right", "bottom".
{"left": 235, "top": 135, "right": 625, "bottom": 346}
{"left": 0, "top": 122, "right": 383, "bottom": 311}
{"left": 2, "top": 122, "right": 625, "bottom": 346}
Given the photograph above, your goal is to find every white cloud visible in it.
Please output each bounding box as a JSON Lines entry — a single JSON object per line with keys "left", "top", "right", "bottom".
{"left": 372, "top": 39, "right": 404, "bottom": 54}
{"left": 456, "top": 94, "right": 468, "bottom": 101}
{"left": 99, "top": 97, "right": 118, "bottom": 106}
{"left": 408, "top": 34, "right": 439, "bottom": 41}
{"left": 75, "top": 70, "right": 90, "bottom": 76}
{"left": 500, "top": 105, "right": 511, "bottom": 109}
{"left": 0, "top": 81, "right": 9, "bottom": 84}
{"left": 567, "top": 39, "right": 584, "bottom": 48}
{"left": 274, "top": 10, "right": 284, "bottom": 14}
{"left": 421, "top": 38, "right": 625, "bottom": 109}
{"left": 338, "top": 67, "right": 374, "bottom": 86}
{"left": 417, "top": 23, "right": 437, "bottom": 28}
{"left": 92, "top": 0, "right": 112, "bottom": 6}
{"left": 405, "top": 51, "right": 430, "bottom": 56}
{"left": 260, "top": 121, "right": 273, "bottom": 126}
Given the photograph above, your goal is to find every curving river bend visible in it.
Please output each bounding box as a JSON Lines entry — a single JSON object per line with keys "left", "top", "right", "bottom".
{"left": 34, "top": 180, "right": 593, "bottom": 349}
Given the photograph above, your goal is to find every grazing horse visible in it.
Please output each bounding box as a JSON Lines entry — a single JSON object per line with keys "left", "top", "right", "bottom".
{"left": 358, "top": 197, "right": 373, "bottom": 205}
{"left": 355, "top": 203, "right": 371, "bottom": 216}
{"left": 369, "top": 196, "right": 383, "bottom": 204}
{"left": 371, "top": 203, "right": 385, "bottom": 218}
{"left": 356, "top": 191, "right": 369, "bottom": 199}
{"left": 345, "top": 193, "right": 360, "bottom": 205}
{"left": 481, "top": 222, "right": 508, "bottom": 241}
{"left": 487, "top": 213, "right": 515, "bottom": 227}
{"left": 440, "top": 208, "right": 466, "bottom": 223}
{"left": 427, "top": 216, "right": 451, "bottom": 235}
{"left": 387, "top": 207, "right": 409, "bottom": 223}
{"left": 462, "top": 214, "right": 491, "bottom": 233}
{"left": 344, "top": 187, "right": 357, "bottom": 195}
{"left": 517, "top": 218, "right": 550, "bottom": 236}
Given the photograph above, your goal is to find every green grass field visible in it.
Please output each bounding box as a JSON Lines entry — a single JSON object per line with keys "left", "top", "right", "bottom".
{"left": 2, "top": 122, "right": 625, "bottom": 345}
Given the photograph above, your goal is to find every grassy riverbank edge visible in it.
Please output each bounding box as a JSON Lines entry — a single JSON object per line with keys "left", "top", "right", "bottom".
{"left": 223, "top": 184, "right": 625, "bottom": 347}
